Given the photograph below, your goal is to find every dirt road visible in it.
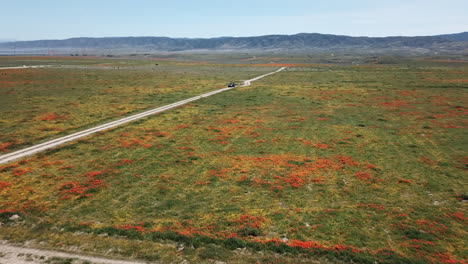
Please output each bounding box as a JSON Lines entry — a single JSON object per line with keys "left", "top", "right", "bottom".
{"left": 0, "top": 241, "right": 147, "bottom": 264}
{"left": 0, "top": 65, "right": 49, "bottom": 70}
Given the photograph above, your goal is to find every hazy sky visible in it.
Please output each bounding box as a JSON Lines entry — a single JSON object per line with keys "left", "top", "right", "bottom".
{"left": 2, "top": 0, "right": 467, "bottom": 40}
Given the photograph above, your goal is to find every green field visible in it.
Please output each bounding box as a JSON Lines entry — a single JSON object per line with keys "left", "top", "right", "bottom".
{"left": 0, "top": 57, "right": 274, "bottom": 152}
{"left": 0, "top": 56, "right": 467, "bottom": 263}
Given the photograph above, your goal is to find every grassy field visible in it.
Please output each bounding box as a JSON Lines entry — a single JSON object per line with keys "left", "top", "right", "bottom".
{"left": 0, "top": 57, "right": 274, "bottom": 152}
{"left": 0, "top": 56, "right": 467, "bottom": 263}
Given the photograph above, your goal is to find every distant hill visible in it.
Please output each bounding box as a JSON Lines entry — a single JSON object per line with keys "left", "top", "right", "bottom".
{"left": 437, "top": 32, "right": 468, "bottom": 41}
{"left": 1, "top": 32, "right": 467, "bottom": 54}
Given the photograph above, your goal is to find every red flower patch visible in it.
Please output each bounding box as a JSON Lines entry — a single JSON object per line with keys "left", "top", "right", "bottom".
{"left": 355, "top": 171, "right": 372, "bottom": 181}
{"left": 397, "top": 179, "right": 412, "bottom": 184}
{"left": 380, "top": 100, "right": 412, "bottom": 109}
{"left": 415, "top": 219, "right": 448, "bottom": 234}
{"left": 357, "top": 203, "right": 385, "bottom": 211}
{"left": 0, "top": 142, "right": 13, "bottom": 152}
{"left": 231, "top": 214, "right": 265, "bottom": 231}
{"left": 39, "top": 113, "right": 68, "bottom": 121}
{"left": 175, "top": 124, "right": 190, "bottom": 129}
{"left": 58, "top": 170, "right": 112, "bottom": 199}
{"left": 289, "top": 240, "right": 324, "bottom": 249}
{"left": 314, "top": 143, "right": 331, "bottom": 149}
{"left": 117, "top": 159, "right": 133, "bottom": 165}
{"left": 115, "top": 224, "right": 146, "bottom": 233}
{"left": 220, "top": 119, "right": 240, "bottom": 124}
{"left": 195, "top": 181, "right": 211, "bottom": 185}
{"left": 400, "top": 240, "right": 435, "bottom": 253}
{"left": 0, "top": 181, "right": 12, "bottom": 190}
{"left": 41, "top": 160, "right": 64, "bottom": 167}
{"left": 208, "top": 169, "right": 230, "bottom": 179}
{"left": 334, "top": 155, "right": 360, "bottom": 166}
{"left": 448, "top": 211, "right": 468, "bottom": 222}
{"left": 293, "top": 138, "right": 312, "bottom": 145}
{"left": 58, "top": 179, "right": 107, "bottom": 199}
{"left": 311, "top": 178, "right": 324, "bottom": 184}
{"left": 12, "top": 167, "right": 33, "bottom": 177}
{"left": 283, "top": 172, "right": 306, "bottom": 188}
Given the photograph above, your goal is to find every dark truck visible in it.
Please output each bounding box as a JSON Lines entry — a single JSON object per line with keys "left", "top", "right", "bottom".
{"left": 228, "top": 82, "right": 236, "bottom": 87}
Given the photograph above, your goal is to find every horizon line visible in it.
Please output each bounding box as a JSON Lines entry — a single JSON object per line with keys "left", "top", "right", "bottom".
{"left": 4, "top": 31, "right": 467, "bottom": 43}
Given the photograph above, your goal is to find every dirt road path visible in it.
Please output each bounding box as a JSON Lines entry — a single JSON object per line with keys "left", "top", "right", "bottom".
{"left": 0, "top": 65, "right": 49, "bottom": 70}
{"left": 0, "top": 241, "right": 147, "bottom": 264}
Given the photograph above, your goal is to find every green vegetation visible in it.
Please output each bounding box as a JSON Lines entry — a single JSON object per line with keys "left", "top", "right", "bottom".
{"left": 0, "top": 56, "right": 467, "bottom": 263}
{"left": 0, "top": 57, "right": 273, "bottom": 151}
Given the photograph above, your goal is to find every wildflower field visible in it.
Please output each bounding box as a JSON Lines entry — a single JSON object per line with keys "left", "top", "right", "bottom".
{"left": 0, "top": 56, "right": 273, "bottom": 152}
{"left": 0, "top": 56, "right": 467, "bottom": 263}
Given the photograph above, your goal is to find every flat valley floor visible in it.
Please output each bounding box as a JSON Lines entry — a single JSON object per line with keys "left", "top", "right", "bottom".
{"left": 0, "top": 55, "right": 467, "bottom": 263}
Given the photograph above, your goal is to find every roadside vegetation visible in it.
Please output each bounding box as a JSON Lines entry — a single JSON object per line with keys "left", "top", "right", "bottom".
{"left": 0, "top": 56, "right": 467, "bottom": 263}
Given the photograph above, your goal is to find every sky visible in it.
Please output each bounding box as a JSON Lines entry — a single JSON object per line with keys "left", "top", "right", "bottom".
{"left": 2, "top": 0, "right": 467, "bottom": 40}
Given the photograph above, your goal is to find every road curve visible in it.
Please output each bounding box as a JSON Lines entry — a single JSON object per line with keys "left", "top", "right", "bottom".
{"left": 0, "top": 67, "right": 286, "bottom": 165}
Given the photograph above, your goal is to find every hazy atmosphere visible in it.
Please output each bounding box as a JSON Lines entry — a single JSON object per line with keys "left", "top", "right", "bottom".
{"left": 2, "top": 0, "right": 468, "bottom": 40}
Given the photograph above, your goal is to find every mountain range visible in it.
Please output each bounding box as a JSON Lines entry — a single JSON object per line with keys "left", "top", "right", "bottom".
{"left": 1, "top": 32, "right": 467, "bottom": 54}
